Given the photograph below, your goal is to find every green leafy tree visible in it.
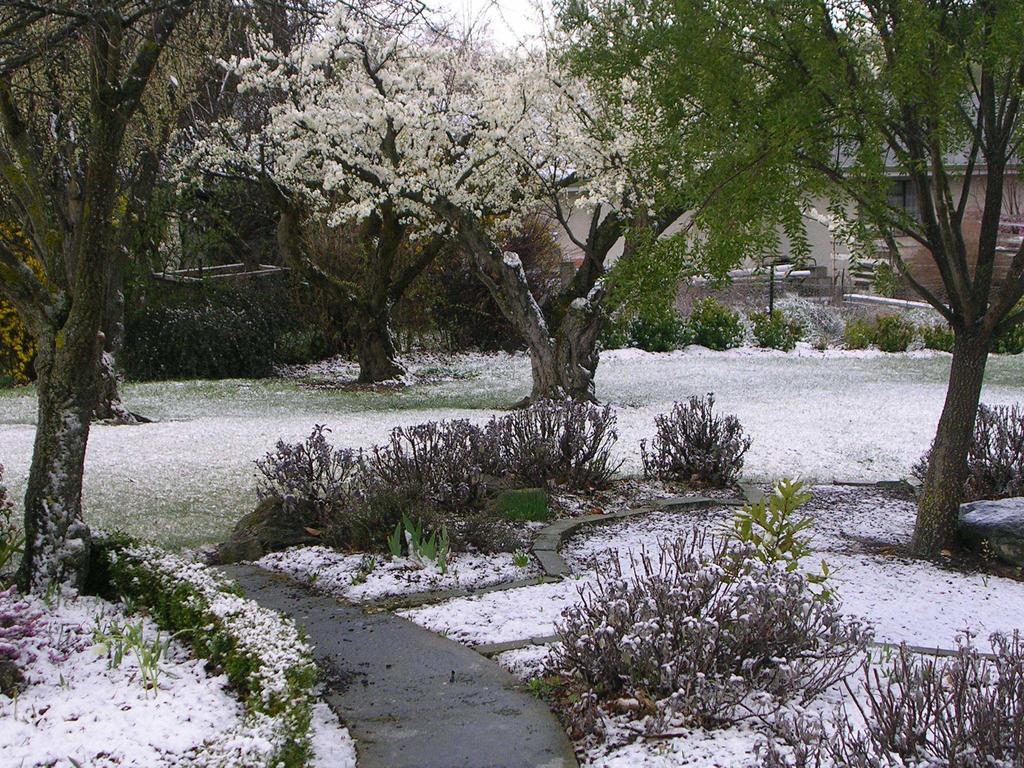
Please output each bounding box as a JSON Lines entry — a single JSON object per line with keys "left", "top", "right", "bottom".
{"left": 559, "top": 0, "right": 1024, "bottom": 556}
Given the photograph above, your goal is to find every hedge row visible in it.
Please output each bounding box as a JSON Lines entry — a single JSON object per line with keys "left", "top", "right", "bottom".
{"left": 95, "top": 539, "right": 317, "bottom": 767}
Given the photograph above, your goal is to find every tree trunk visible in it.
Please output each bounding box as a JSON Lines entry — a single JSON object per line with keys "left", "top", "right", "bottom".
{"left": 93, "top": 251, "right": 147, "bottom": 424}
{"left": 17, "top": 319, "right": 101, "bottom": 592}
{"left": 552, "top": 282, "right": 605, "bottom": 402}
{"left": 460, "top": 221, "right": 602, "bottom": 403}
{"left": 912, "top": 329, "right": 991, "bottom": 557}
{"left": 351, "top": 305, "right": 406, "bottom": 383}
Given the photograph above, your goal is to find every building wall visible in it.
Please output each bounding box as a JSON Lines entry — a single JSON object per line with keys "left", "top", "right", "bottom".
{"left": 552, "top": 173, "right": 1021, "bottom": 294}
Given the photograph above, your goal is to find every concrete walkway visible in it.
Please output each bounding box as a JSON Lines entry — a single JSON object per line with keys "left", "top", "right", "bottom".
{"left": 222, "top": 564, "right": 578, "bottom": 768}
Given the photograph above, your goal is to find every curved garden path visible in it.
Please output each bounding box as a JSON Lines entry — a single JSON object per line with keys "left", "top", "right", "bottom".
{"left": 222, "top": 564, "right": 578, "bottom": 768}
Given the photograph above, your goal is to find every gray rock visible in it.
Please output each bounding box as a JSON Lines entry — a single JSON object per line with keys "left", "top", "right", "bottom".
{"left": 214, "top": 496, "right": 319, "bottom": 564}
{"left": 959, "top": 497, "right": 1024, "bottom": 566}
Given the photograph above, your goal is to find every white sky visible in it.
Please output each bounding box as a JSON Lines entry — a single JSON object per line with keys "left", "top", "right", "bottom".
{"left": 425, "top": 0, "right": 549, "bottom": 48}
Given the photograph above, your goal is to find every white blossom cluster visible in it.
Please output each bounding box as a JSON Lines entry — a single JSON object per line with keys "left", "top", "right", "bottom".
{"left": 184, "top": 3, "right": 663, "bottom": 242}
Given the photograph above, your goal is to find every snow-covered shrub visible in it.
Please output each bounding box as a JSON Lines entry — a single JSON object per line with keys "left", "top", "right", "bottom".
{"left": 874, "top": 315, "right": 915, "bottom": 352}
{"left": 362, "top": 420, "right": 489, "bottom": 513}
{"left": 760, "top": 632, "right": 1024, "bottom": 768}
{"left": 775, "top": 297, "right": 845, "bottom": 346}
{"left": 255, "top": 425, "right": 358, "bottom": 524}
{"left": 97, "top": 540, "right": 317, "bottom": 767}
{"left": 750, "top": 310, "right": 802, "bottom": 351}
{"left": 551, "top": 531, "right": 871, "bottom": 731}
{"left": 920, "top": 322, "right": 954, "bottom": 352}
{"left": 0, "top": 585, "right": 43, "bottom": 694}
{"left": 687, "top": 297, "right": 744, "bottom": 350}
{"left": 0, "top": 463, "right": 22, "bottom": 575}
{"left": 913, "top": 403, "right": 1024, "bottom": 501}
{"left": 641, "top": 394, "right": 751, "bottom": 487}
{"left": 484, "top": 400, "right": 621, "bottom": 490}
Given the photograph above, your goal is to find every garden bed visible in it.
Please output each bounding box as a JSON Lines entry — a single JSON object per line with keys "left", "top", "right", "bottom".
{"left": 0, "top": 587, "right": 355, "bottom": 767}
{"left": 257, "top": 545, "right": 540, "bottom": 603}
{"left": 396, "top": 483, "right": 1024, "bottom": 766}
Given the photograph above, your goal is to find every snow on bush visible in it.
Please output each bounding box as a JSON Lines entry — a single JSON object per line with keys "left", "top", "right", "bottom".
{"left": 0, "top": 462, "right": 22, "bottom": 574}
{"left": 99, "top": 540, "right": 317, "bottom": 767}
{"left": 550, "top": 530, "right": 871, "bottom": 733}
{"left": 913, "top": 403, "right": 1024, "bottom": 501}
{"left": 255, "top": 424, "right": 358, "bottom": 522}
{"left": 761, "top": 632, "right": 1024, "bottom": 768}
{"left": 363, "top": 419, "right": 489, "bottom": 513}
{"left": 484, "top": 399, "right": 622, "bottom": 490}
{"left": 641, "top": 394, "right": 751, "bottom": 487}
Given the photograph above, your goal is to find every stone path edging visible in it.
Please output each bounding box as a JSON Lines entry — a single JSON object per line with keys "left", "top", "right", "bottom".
{"left": 529, "top": 483, "right": 762, "bottom": 580}
{"left": 221, "top": 563, "right": 579, "bottom": 768}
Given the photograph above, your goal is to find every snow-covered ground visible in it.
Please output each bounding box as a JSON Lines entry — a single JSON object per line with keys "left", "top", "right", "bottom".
{"left": 0, "top": 587, "right": 356, "bottom": 767}
{"left": 1, "top": 346, "right": 1022, "bottom": 548}
{"left": 405, "top": 484, "right": 1024, "bottom": 767}
{"left": 402, "top": 486, "right": 1024, "bottom": 651}
{"left": 257, "top": 545, "right": 539, "bottom": 602}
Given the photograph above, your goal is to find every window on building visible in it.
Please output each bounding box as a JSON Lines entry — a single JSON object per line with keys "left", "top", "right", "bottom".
{"left": 887, "top": 179, "right": 920, "bottom": 220}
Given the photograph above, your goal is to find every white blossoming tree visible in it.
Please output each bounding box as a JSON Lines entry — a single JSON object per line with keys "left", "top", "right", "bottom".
{"left": 204, "top": 1, "right": 698, "bottom": 399}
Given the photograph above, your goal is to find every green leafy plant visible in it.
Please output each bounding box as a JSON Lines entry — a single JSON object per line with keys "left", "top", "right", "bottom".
{"left": 920, "top": 322, "right": 954, "bottom": 352}
{"left": 843, "top": 317, "right": 876, "bottom": 349}
{"left": 728, "top": 478, "right": 831, "bottom": 596}
{"left": 687, "top": 297, "right": 744, "bottom": 350}
{"left": 512, "top": 550, "right": 531, "bottom": 568}
{"left": 92, "top": 618, "right": 186, "bottom": 695}
{"left": 993, "top": 318, "right": 1024, "bottom": 354}
{"left": 872, "top": 261, "right": 902, "bottom": 298}
{"left": 386, "top": 514, "right": 451, "bottom": 574}
{"left": 750, "top": 310, "right": 801, "bottom": 351}
{"left": 350, "top": 555, "right": 376, "bottom": 586}
{"left": 874, "top": 315, "right": 915, "bottom": 352}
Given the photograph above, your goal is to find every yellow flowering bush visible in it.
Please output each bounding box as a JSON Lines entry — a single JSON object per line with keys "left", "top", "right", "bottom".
{"left": 0, "top": 222, "right": 41, "bottom": 384}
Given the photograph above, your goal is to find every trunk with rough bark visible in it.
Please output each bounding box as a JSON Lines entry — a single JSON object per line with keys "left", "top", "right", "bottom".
{"left": 351, "top": 304, "right": 406, "bottom": 383}
{"left": 461, "top": 219, "right": 604, "bottom": 402}
{"left": 17, "top": 289, "right": 104, "bottom": 592}
{"left": 93, "top": 251, "right": 145, "bottom": 424}
{"left": 912, "top": 329, "right": 991, "bottom": 556}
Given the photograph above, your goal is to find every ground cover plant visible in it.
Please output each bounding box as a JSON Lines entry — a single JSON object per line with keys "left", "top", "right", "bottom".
{"left": 641, "top": 394, "right": 751, "bottom": 487}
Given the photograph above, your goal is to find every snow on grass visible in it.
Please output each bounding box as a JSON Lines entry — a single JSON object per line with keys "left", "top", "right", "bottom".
{"left": 494, "top": 643, "right": 558, "bottom": 679}
{"left": 310, "top": 702, "right": 357, "bottom": 768}
{"left": 1, "top": 347, "right": 1022, "bottom": 548}
{"left": 403, "top": 486, "right": 1024, "bottom": 651}
{"left": 256, "top": 545, "right": 539, "bottom": 602}
{"left": 0, "top": 589, "right": 260, "bottom": 767}
{"left": 399, "top": 577, "right": 586, "bottom": 645}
